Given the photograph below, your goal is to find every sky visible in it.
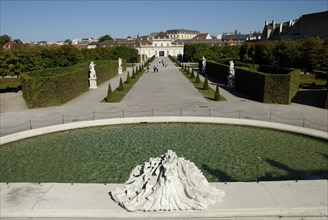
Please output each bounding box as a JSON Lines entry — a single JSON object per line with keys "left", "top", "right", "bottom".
{"left": 1, "top": 0, "right": 327, "bottom": 42}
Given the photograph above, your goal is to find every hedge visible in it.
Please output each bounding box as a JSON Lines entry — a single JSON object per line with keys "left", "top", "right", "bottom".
{"left": 21, "top": 60, "right": 123, "bottom": 108}
{"left": 235, "top": 67, "right": 300, "bottom": 104}
{"left": 205, "top": 61, "right": 230, "bottom": 84}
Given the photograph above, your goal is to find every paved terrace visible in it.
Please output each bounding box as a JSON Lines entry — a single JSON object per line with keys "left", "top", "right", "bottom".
{"left": 0, "top": 57, "right": 327, "bottom": 136}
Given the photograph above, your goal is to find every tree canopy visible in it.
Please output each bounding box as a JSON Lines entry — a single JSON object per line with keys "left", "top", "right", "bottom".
{"left": 99, "top": 34, "right": 113, "bottom": 42}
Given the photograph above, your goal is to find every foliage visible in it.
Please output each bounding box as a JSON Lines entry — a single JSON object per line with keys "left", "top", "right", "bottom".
{"left": 98, "top": 34, "right": 113, "bottom": 42}
{"left": 0, "top": 45, "right": 136, "bottom": 77}
{"left": 203, "top": 74, "right": 209, "bottom": 90}
{"left": 0, "top": 35, "right": 11, "bottom": 46}
{"left": 106, "top": 66, "right": 144, "bottom": 102}
{"left": 234, "top": 66, "right": 300, "bottom": 104}
{"left": 214, "top": 84, "right": 220, "bottom": 101}
{"left": 21, "top": 60, "right": 118, "bottom": 108}
{"left": 0, "top": 77, "right": 21, "bottom": 91}
{"left": 126, "top": 72, "right": 131, "bottom": 83}
{"left": 196, "top": 72, "right": 200, "bottom": 83}
{"left": 106, "top": 83, "right": 113, "bottom": 102}
{"left": 118, "top": 77, "right": 124, "bottom": 91}
{"left": 205, "top": 61, "right": 230, "bottom": 84}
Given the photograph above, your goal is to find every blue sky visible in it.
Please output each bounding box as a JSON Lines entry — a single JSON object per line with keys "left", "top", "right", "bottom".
{"left": 1, "top": 0, "right": 327, "bottom": 42}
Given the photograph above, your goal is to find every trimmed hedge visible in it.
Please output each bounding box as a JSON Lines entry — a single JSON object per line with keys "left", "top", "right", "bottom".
{"left": 21, "top": 60, "right": 123, "bottom": 108}
{"left": 205, "top": 61, "right": 230, "bottom": 84}
{"left": 235, "top": 67, "right": 300, "bottom": 104}
{"left": 205, "top": 60, "right": 300, "bottom": 104}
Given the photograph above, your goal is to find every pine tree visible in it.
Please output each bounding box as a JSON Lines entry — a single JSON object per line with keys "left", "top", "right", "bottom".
{"left": 106, "top": 83, "right": 112, "bottom": 102}
{"left": 203, "top": 74, "right": 209, "bottom": 90}
{"left": 214, "top": 84, "right": 220, "bottom": 101}
{"left": 118, "top": 77, "right": 124, "bottom": 91}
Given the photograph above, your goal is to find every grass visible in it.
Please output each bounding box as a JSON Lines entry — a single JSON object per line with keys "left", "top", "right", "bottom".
{"left": 1, "top": 123, "right": 327, "bottom": 183}
{"left": 0, "top": 77, "right": 21, "bottom": 90}
{"left": 104, "top": 68, "right": 144, "bottom": 102}
{"left": 180, "top": 68, "right": 226, "bottom": 101}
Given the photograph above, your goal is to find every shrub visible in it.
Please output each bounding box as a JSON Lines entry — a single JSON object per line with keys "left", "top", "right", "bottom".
{"left": 214, "top": 84, "right": 220, "bottom": 101}
{"left": 126, "top": 72, "right": 131, "bottom": 83}
{"left": 131, "top": 70, "right": 135, "bottom": 79}
{"left": 118, "top": 77, "right": 124, "bottom": 91}
{"left": 196, "top": 72, "right": 200, "bottom": 83}
{"left": 203, "top": 74, "right": 209, "bottom": 90}
{"left": 21, "top": 60, "right": 118, "bottom": 108}
{"left": 205, "top": 61, "right": 230, "bottom": 84}
{"left": 190, "top": 70, "right": 195, "bottom": 78}
{"left": 106, "top": 83, "right": 112, "bottom": 102}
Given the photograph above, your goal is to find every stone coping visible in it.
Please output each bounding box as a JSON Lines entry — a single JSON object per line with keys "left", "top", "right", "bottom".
{"left": 1, "top": 117, "right": 327, "bottom": 145}
{"left": 1, "top": 180, "right": 327, "bottom": 219}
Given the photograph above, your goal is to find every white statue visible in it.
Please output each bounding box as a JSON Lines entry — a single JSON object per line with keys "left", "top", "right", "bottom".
{"left": 229, "top": 60, "right": 235, "bottom": 77}
{"left": 228, "top": 60, "right": 235, "bottom": 88}
{"left": 118, "top": 57, "right": 122, "bottom": 68}
{"left": 89, "top": 61, "right": 96, "bottom": 78}
{"left": 202, "top": 56, "right": 206, "bottom": 73}
{"left": 111, "top": 150, "right": 225, "bottom": 212}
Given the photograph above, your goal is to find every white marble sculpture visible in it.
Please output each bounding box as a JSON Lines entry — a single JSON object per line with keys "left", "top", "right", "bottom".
{"left": 227, "top": 60, "right": 235, "bottom": 88}
{"left": 89, "top": 61, "right": 97, "bottom": 89}
{"left": 202, "top": 56, "right": 206, "bottom": 73}
{"left": 118, "top": 57, "right": 123, "bottom": 74}
{"left": 89, "top": 61, "right": 96, "bottom": 78}
{"left": 111, "top": 150, "right": 225, "bottom": 212}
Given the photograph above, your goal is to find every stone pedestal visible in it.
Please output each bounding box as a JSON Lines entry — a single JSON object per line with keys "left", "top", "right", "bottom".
{"left": 89, "top": 77, "right": 97, "bottom": 89}
{"left": 227, "top": 75, "right": 235, "bottom": 88}
{"left": 118, "top": 67, "right": 123, "bottom": 75}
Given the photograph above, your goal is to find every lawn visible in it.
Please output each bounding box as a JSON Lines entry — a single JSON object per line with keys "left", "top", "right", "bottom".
{"left": 1, "top": 123, "right": 327, "bottom": 183}
{"left": 0, "top": 77, "right": 21, "bottom": 90}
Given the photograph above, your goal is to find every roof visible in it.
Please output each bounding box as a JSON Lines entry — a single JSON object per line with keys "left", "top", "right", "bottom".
{"left": 226, "top": 39, "right": 237, "bottom": 45}
{"left": 3, "top": 41, "right": 15, "bottom": 48}
{"left": 155, "top": 32, "right": 169, "bottom": 39}
{"left": 192, "top": 33, "right": 209, "bottom": 40}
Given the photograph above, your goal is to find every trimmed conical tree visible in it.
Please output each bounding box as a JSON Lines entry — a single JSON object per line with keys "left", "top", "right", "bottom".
{"left": 203, "top": 74, "right": 209, "bottom": 90}
{"left": 196, "top": 72, "right": 200, "bottom": 83}
{"left": 133, "top": 68, "right": 136, "bottom": 76}
{"left": 126, "top": 72, "right": 131, "bottom": 83}
{"left": 214, "top": 84, "right": 220, "bottom": 101}
{"left": 131, "top": 70, "right": 136, "bottom": 79}
{"left": 190, "top": 70, "right": 195, "bottom": 78}
{"left": 118, "top": 77, "right": 124, "bottom": 91}
{"left": 106, "top": 83, "right": 112, "bottom": 102}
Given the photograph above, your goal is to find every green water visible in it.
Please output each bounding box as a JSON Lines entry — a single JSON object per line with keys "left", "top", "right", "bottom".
{"left": 1, "top": 123, "right": 327, "bottom": 183}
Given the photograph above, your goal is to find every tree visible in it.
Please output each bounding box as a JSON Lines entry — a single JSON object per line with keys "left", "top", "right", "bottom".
{"left": 214, "top": 84, "right": 220, "bottom": 101}
{"left": 99, "top": 34, "right": 113, "bottom": 42}
{"left": 203, "top": 74, "right": 209, "bottom": 90}
{"left": 106, "top": 83, "right": 112, "bottom": 102}
{"left": 13, "top": 39, "right": 23, "bottom": 44}
{"left": 299, "top": 37, "right": 323, "bottom": 71}
{"left": 0, "top": 35, "right": 11, "bottom": 46}
{"left": 126, "top": 72, "right": 131, "bottom": 83}
{"left": 118, "top": 77, "right": 124, "bottom": 91}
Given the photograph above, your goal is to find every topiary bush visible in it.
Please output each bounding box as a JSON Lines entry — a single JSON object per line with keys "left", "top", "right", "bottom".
{"left": 203, "top": 74, "right": 209, "bottom": 90}
{"left": 118, "top": 77, "right": 124, "bottom": 91}
{"left": 196, "top": 72, "right": 200, "bottom": 83}
{"left": 106, "top": 83, "right": 112, "bottom": 102}
{"left": 214, "top": 84, "right": 220, "bottom": 101}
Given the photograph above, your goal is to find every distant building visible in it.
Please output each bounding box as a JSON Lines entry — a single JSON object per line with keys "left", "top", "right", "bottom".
{"left": 97, "top": 34, "right": 184, "bottom": 58}
{"left": 2, "top": 41, "right": 15, "bottom": 50}
{"left": 218, "top": 30, "right": 249, "bottom": 44}
{"left": 261, "top": 11, "right": 328, "bottom": 40}
{"left": 192, "top": 33, "right": 212, "bottom": 40}
{"left": 166, "top": 29, "right": 200, "bottom": 41}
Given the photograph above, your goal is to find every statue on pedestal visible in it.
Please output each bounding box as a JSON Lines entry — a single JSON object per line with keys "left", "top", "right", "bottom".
{"left": 118, "top": 57, "right": 123, "bottom": 74}
{"left": 89, "top": 61, "right": 96, "bottom": 78}
{"left": 202, "top": 56, "right": 206, "bottom": 73}
{"left": 227, "top": 60, "right": 235, "bottom": 88}
{"left": 88, "top": 61, "right": 97, "bottom": 89}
